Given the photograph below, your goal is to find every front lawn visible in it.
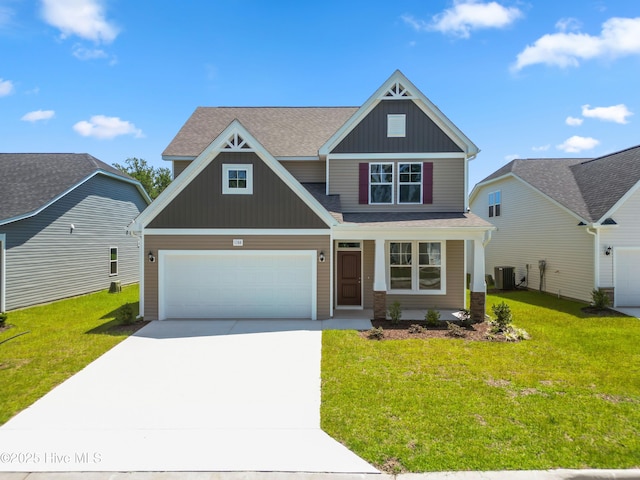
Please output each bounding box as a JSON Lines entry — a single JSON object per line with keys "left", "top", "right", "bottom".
{"left": 0, "top": 285, "right": 140, "bottom": 425}
{"left": 321, "top": 290, "right": 640, "bottom": 472}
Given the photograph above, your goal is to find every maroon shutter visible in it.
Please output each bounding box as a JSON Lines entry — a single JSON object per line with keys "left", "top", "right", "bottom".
{"left": 423, "top": 162, "right": 433, "bottom": 204}
{"left": 358, "top": 163, "right": 369, "bottom": 204}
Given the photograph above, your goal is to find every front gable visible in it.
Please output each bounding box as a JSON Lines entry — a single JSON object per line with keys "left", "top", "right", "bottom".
{"left": 332, "top": 99, "right": 463, "bottom": 154}
{"left": 133, "top": 120, "right": 335, "bottom": 232}
{"left": 148, "top": 150, "right": 328, "bottom": 229}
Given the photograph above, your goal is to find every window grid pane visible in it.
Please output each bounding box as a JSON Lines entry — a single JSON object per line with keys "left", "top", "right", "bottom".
{"left": 370, "top": 163, "right": 393, "bottom": 204}
{"left": 398, "top": 163, "right": 421, "bottom": 204}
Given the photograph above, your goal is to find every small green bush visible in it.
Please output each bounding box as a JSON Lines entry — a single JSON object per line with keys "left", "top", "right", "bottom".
{"left": 491, "top": 301, "right": 513, "bottom": 331}
{"left": 388, "top": 301, "right": 402, "bottom": 325}
{"left": 446, "top": 322, "right": 466, "bottom": 338}
{"left": 425, "top": 309, "right": 440, "bottom": 327}
{"left": 367, "top": 326, "right": 385, "bottom": 340}
{"left": 0, "top": 312, "right": 7, "bottom": 326}
{"left": 408, "top": 324, "right": 426, "bottom": 334}
{"left": 591, "top": 288, "right": 611, "bottom": 309}
{"left": 503, "top": 326, "right": 531, "bottom": 342}
{"left": 118, "top": 303, "right": 135, "bottom": 325}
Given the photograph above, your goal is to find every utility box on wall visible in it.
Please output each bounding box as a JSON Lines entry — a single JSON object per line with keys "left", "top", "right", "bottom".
{"left": 495, "top": 266, "right": 515, "bottom": 290}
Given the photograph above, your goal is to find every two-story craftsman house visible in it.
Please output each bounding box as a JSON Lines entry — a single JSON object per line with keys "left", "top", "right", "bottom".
{"left": 129, "top": 71, "right": 494, "bottom": 322}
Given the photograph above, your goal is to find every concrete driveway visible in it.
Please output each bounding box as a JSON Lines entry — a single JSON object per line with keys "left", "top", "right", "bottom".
{"left": 0, "top": 319, "right": 377, "bottom": 473}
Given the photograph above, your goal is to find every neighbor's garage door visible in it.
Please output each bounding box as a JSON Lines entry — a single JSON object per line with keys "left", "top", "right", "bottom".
{"left": 159, "top": 250, "right": 315, "bottom": 320}
{"left": 615, "top": 249, "right": 640, "bottom": 307}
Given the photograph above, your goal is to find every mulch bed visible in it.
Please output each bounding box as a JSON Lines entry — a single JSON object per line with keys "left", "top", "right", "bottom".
{"left": 105, "top": 320, "right": 150, "bottom": 334}
{"left": 580, "top": 306, "right": 629, "bottom": 317}
{"left": 359, "top": 320, "right": 501, "bottom": 341}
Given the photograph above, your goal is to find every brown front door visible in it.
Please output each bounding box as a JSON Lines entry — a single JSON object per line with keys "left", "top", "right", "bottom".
{"left": 337, "top": 251, "right": 361, "bottom": 306}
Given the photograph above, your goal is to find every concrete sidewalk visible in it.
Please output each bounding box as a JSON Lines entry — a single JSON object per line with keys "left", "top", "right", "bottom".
{"left": 0, "top": 469, "right": 639, "bottom": 479}
{"left": 0, "top": 320, "right": 376, "bottom": 473}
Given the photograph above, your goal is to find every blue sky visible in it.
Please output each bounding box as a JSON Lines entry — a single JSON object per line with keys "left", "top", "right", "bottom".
{"left": 1, "top": 0, "right": 638, "bottom": 187}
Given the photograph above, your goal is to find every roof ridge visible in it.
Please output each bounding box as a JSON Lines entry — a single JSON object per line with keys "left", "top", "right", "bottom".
{"left": 578, "top": 144, "right": 640, "bottom": 165}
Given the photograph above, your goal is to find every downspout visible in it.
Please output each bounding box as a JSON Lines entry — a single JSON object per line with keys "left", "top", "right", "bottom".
{"left": 586, "top": 225, "right": 599, "bottom": 291}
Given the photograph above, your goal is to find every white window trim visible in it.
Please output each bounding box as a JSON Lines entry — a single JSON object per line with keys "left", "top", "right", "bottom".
{"left": 386, "top": 240, "right": 446, "bottom": 295}
{"left": 397, "top": 162, "right": 422, "bottom": 204}
{"left": 387, "top": 114, "right": 406, "bottom": 137}
{"left": 109, "top": 247, "right": 118, "bottom": 276}
{"left": 369, "top": 162, "right": 394, "bottom": 205}
{"left": 222, "top": 164, "right": 253, "bottom": 195}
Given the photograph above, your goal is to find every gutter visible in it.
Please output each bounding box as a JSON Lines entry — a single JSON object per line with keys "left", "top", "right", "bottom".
{"left": 585, "top": 224, "right": 599, "bottom": 291}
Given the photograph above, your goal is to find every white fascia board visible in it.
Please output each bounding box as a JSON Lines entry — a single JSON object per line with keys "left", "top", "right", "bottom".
{"left": 0, "top": 171, "right": 150, "bottom": 227}
{"left": 0, "top": 233, "right": 5, "bottom": 312}
{"left": 131, "top": 119, "right": 337, "bottom": 233}
{"left": 144, "top": 228, "right": 331, "bottom": 236}
{"left": 469, "top": 173, "right": 513, "bottom": 204}
{"left": 332, "top": 225, "right": 494, "bottom": 241}
{"left": 319, "top": 70, "right": 478, "bottom": 158}
{"left": 327, "top": 152, "right": 466, "bottom": 160}
{"left": 596, "top": 179, "right": 640, "bottom": 223}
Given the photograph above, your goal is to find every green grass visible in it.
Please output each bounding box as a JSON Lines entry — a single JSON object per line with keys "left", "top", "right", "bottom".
{"left": 0, "top": 285, "right": 140, "bottom": 425}
{"left": 321, "top": 290, "right": 640, "bottom": 472}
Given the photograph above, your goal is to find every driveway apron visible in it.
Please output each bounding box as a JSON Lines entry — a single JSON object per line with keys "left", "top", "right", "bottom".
{"left": 0, "top": 320, "right": 377, "bottom": 473}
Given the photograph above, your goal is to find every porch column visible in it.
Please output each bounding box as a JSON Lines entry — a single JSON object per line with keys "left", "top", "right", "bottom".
{"left": 373, "top": 238, "right": 387, "bottom": 320}
{"left": 470, "top": 238, "right": 487, "bottom": 323}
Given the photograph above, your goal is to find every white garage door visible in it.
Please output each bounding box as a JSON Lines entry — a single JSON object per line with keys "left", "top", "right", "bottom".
{"left": 615, "top": 249, "right": 640, "bottom": 307}
{"left": 159, "top": 250, "right": 316, "bottom": 320}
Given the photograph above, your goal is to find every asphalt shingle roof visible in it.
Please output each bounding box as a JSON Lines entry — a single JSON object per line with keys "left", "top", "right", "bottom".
{"left": 162, "top": 107, "right": 359, "bottom": 158}
{"left": 478, "top": 145, "right": 640, "bottom": 223}
{"left": 0, "top": 153, "right": 134, "bottom": 222}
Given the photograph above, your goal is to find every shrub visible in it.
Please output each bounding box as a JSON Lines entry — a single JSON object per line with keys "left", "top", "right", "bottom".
{"left": 446, "top": 322, "right": 466, "bottom": 338}
{"left": 367, "top": 326, "right": 384, "bottom": 340}
{"left": 118, "top": 303, "right": 135, "bottom": 325}
{"left": 591, "top": 288, "right": 611, "bottom": 309}
{"left": 425, "top": 309, "right": 440, "bottom": 327}
{"left": 408, "top": 324, "right": 426, "bottom": 334}
{"left": 388, "top": 301, "right": 402, "bottom": 325}
{"left": 503, "top": 326, "right": 531, "bottom": 342}
{"left": 0, "top": 312, "right": 6, "bottom": 326}
{"left": 491, "top": 302, "right": 513, "bottom": 332}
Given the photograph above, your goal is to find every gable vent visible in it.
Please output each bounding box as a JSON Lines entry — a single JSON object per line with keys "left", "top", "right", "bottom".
{"left": 383, "top": 82, "right": 412, "bottom": 99}
{"left": 223, "top": 132, "right": 253, "bottom": 151}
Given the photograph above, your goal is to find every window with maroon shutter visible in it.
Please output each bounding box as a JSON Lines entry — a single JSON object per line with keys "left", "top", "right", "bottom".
{"left": 358, "top": 163, "right": 368, "bottom": 204}
{"left": 422, "top": 162, "right": 433, "bottom": 204}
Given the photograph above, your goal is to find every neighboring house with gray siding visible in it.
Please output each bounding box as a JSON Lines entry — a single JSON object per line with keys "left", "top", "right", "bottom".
{"left": 130, "top": 70, "right": 494, "bottom": 322}
{"left": 0, "top": 153, "right": 151, "bottom": 311}
{"left": 469, "top": 145, "right": 640, "bottom": 307}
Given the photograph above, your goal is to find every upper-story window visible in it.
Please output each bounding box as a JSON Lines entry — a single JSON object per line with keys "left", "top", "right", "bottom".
{"left": 488, "top": 190, "right": 501, "bottom": 217}
{"left": 398, "top": 163, "right": 422, "bottom": 204}
{"left": 222, "top": 164, "right": 253, "bottom": 195}
{"left": 360, "top": 162, "right": 432, "bottom": 205}
{"left": 370, "top": 163, "right": 394, "bottom": 204}
{"left": 387, "top": 114, "right": 406, "bottom": 137}
{"left": 109, "top": 247, "right": 118, "bottom": 276}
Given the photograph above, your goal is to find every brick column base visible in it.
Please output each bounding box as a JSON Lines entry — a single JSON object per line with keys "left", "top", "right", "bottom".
{"left": 373, "top": 291, "right": 387, "bottom": 320}
{"left": 470, "top": 291, "right": 486, "bottom": 323}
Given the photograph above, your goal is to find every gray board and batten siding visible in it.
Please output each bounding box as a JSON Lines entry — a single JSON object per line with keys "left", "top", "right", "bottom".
{"left": 331, "top": 100, "right": 463, "bottom": 154}
{"left": 1, "top": 175, "right": 147, "bottom": 311}
{"left": 149, "top": 152, "right": 329, "bottom": 229}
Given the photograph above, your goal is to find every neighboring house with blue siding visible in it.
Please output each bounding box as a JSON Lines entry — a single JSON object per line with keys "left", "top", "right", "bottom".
{"left": 0, "top": 153, "right": 151, "bottom": 312}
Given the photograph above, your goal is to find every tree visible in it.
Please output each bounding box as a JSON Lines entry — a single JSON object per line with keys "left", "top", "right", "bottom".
{"left": 113, "top": 157, "right": 171, "bottom": 200}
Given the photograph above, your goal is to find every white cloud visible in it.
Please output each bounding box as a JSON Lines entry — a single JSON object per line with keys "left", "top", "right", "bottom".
{"left": 0, "top": 78, "right": 14, "bottom": 96}
{"left": 21, "top": 110, "right": 55, "bottom": 122}
{"left": 532, "top": 144, "right": 550, "bottom": 151}
{"left": 582, "top": 104, "right": 633, "bottom": 124}
{"left": 513, "top": 16, "right": 640, "bottom": 70}
{"left": 555, "top": 17, "right": 581, "bottom": 32}
{"left": 557, "top": 135, "right": 600, "bottom": 153}
{"left": 504, "top": 154, "right": 520, "bottom": 161}
{"left": 73, "top": 45, "right": 108, "bottom": 60}
{"left": 565, "top": 116, "right": 583, "bottom": 126}
{"left": 73, "top": 115, "right": 143, "bottom": 139}
{"left": 0, "top": 6, "right": 14, "bottom": 27}
{"left": 40, "top": 0, "right": 119, "bottom": 43}
{"left": 403, "top": 0, "right": 522, "bottom": 38}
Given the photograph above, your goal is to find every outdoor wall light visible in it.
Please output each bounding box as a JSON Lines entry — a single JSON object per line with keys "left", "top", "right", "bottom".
{"left": 605, "top": 246, "right": 612, "bottom": 256}
{"left": 69, "top": 224, "right": 75, "bottom": 233}
{"left": 319, "top": 251, "right": 326, "bottom": 263}
{"left": 148, "top": 251, "right": 156, "bottom": 263}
